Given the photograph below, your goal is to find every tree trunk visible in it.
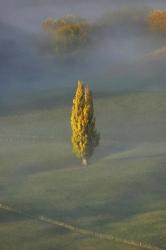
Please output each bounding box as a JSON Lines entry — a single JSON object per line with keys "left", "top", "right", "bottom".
{"left": 82, "top": 157, "right": 88, "bottom": 166}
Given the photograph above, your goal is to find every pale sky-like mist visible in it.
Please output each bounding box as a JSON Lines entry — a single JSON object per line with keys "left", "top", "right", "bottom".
{"left": 0, "top": 0, "right": 166, "bottom": 107}
{"left": 1, "top": 0, "right": 165, "bottom": 31}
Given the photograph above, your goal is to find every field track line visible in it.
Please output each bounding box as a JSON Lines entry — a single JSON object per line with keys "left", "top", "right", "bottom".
{"left": 0, "top": 203, "right": 165, "bottom": 250}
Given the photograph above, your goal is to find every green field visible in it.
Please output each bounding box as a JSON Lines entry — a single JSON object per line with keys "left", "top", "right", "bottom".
{"left": 0, "top": 91, "right": 166, "bottom": 250}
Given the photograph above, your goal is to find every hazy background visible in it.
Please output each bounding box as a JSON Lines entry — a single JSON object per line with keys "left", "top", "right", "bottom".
{"left": 0, "top": 0, "right": 166, "bottom": 113}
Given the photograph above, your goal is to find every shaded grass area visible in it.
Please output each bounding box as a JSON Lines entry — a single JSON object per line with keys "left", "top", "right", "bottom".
{"left": 0, "top": 91, "right": 166, "bottom": 249}
{"left": 0, "top": 211, "right": 143, "bottom": 250}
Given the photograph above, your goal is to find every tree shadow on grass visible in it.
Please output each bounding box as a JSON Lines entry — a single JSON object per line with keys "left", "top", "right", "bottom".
{"left": 46, "top": 158, "right": 166, "bottom": 230}
{"left": 14, "top": 155, "right": 79, "bottom": 178}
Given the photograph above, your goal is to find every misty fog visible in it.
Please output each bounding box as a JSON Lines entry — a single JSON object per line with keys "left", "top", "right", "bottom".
{"left": 0, "top": 0, "right": 166, "bottom": 110}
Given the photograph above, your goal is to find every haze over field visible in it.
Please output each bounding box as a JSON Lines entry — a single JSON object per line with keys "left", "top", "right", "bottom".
{"left": 0, "top": 0, "right": 166, "bottom": 109}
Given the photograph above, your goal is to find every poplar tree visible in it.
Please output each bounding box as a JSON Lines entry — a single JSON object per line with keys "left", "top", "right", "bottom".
{"left": 71, "top": 80, "right": 100, "bottom": 165}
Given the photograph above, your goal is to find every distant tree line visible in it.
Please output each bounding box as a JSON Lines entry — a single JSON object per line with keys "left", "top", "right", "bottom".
{"left": 42, "top": 15, "right": 91, "bottom": 55}
{"left": 41, "top": 9, "right": 166, "bottom": 55}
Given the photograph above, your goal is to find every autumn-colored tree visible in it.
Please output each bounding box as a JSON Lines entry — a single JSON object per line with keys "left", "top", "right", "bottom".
{"left": 148, "top": 9, "right": 166, "bottom": 33}
{"left": 42, "top": 16, "right": 91, "bottom": 55}
{"left": 71, "top": 80, "right": 100, "bottom": 165}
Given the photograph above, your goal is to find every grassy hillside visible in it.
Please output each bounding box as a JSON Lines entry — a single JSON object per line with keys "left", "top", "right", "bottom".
{"left": 0, "top": 91, "right": 166, "bottom": 250}
{"left": 0, "top": 211, "right": 143, "bottom": 250}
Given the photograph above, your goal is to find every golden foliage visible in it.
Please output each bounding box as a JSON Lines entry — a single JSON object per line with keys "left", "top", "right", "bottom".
{"left": 148, "top": 9, "right": 166, "bottom": 33}
{"left": 71, "top": 81, "right": 100, "bottom": 163}
{"left": 42, "top": 16, "right": 91, "bottom": 54}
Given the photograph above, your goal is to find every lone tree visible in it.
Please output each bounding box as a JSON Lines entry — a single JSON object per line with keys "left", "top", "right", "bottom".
{"left": 71, "top": 80, "right": 100, "bottom": 165}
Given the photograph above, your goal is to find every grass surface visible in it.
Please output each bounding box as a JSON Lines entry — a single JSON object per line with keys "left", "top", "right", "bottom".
{"left": 0, "top": 91, "right": 166, "bottom": 250}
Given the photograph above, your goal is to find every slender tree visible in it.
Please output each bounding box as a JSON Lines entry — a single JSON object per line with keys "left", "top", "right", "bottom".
{"left": 71, "top": 80, "right": 100, "bottom": 165}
